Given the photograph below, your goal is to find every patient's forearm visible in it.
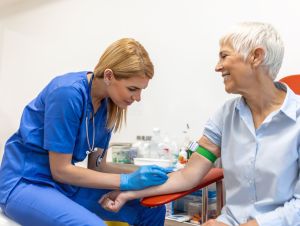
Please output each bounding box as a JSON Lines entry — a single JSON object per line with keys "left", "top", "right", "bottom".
{"left": 130, "top": 171, "right": 196, "bottom": 198}
{"left": 126, "top": 154, "right": 212, "bottom": 200}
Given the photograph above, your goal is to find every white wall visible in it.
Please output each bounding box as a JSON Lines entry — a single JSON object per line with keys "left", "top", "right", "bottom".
{"left": 1, "top": 0, "right": 300, "bottom": 156}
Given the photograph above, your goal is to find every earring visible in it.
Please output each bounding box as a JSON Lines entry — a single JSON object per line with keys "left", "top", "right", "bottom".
{"left": 104, "top": 80, "right": 110, "bottom": 85}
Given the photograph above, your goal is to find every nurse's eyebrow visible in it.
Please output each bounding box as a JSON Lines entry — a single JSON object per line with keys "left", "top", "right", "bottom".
{"left": 219, "top": 51, "right": 229, "bottom": 57}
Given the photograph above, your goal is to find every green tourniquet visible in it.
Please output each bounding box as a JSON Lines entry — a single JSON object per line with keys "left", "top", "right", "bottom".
{"left": 188, "top": 146, "right": 217, "bottom": 163}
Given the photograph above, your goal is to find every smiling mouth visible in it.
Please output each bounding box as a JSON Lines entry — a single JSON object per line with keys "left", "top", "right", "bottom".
{"left": 222, "top": 73, "right": 230, "bottom": 81}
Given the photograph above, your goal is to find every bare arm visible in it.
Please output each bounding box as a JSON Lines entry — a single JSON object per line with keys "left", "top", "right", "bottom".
{"left": 199, "top": 219, "right": 258, "bottom": 226}
{"left": 129, "top": 135, "right": 220, "bottom": 198}
{"left": 88, "top": 148, "right": 136, "bottom": 174}
{"left": 100, "top": 136, "right": 221, "bottom": 211}
{"left": 49, "top": 151, "right": 120, "bottom": 189}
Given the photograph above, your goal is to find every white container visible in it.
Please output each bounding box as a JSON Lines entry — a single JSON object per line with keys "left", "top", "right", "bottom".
{"left": 133, "top": 157, "right": 172, "bottom": 167}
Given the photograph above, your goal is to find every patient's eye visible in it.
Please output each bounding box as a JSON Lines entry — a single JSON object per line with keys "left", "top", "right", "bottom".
{"left": 221, "top": 54, "right": 228, "bottom": 59}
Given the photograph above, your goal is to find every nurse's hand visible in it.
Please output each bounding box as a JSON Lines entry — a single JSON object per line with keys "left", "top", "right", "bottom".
{"left": 120, "top": 165, "right": 172, "bottom": 190}
{"left": 202, "top": 219, "right": 229, "bottom": 226}
{"left": 99, "top": 191, "right": 130, "bottom": 212}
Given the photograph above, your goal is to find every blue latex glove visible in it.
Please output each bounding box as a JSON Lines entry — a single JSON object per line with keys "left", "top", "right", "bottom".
{"left": 120, "top": 165, "right": 172, "bottom": 191}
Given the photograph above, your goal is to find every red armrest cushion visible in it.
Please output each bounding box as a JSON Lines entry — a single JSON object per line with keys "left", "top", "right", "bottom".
{"left": 141, "top": 168, "right": 224, "bottom": 207}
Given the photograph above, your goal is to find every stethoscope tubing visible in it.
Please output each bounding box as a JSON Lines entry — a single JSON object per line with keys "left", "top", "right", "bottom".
{"left": 85, "top": 114, "right": 95, "bottom": 155}
{"left": 85, "top": 73, "right": 96, "bottom": 155}
{"left": 85, "top": 73, "right": 106, "bottom": 164}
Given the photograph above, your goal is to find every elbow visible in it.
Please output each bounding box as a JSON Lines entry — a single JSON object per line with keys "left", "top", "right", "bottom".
{"left": 51, "top": 170, "right": 65, "bottom": 183}
{"left": 183, "top": 178, "right": 199, "bottom": 190}
{"left": 179, "top": 168, "right": 208, "bottom": 190}
{"left": 175, "top": 171, "right": 200, "bottom": 191}
{"left": 50, "top": 166, "right": 71, "bottom": 184}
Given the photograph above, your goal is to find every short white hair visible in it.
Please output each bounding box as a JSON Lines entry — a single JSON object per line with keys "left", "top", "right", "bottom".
{"left": 220, "top": 22, "right": 284, "bottom": 80}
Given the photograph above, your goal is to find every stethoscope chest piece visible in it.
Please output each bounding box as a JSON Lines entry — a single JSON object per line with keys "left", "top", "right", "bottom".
{"left": 86, "top": 147, "right": 98, "bottom": 155}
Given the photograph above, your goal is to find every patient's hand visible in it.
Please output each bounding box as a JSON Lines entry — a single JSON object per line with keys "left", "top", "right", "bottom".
{"left": 99, "top": 191, "right": 131, "bottom": 212}
{"left": 202, "top": 219, "right": 229, "bottom": 226}
{"left": 240, "top": 220, "right": 258, "bottom": 226}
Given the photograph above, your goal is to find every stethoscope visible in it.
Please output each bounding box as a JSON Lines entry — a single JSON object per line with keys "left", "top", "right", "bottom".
{"left": 85, "top": 111, "right": 96, "bottom": 155}
{"left": 85, "top": 73, "right": 106, "bottom": 167}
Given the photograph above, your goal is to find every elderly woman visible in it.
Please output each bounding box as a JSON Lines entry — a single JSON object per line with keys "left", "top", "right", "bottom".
{"left": 100, "top": 22, "right": 300, "bottom": 226}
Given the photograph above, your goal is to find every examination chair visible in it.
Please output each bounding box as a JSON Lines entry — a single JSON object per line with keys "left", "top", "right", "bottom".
{"left": 140, "top": 74, "right": 300, "bottom": 224}
{"left": 141, "top": 167, "right": 224, "bottom": 223}
{"left": 0, "top": 74, "right": 299, "bottom": 226}
{"left": 279, "top": 74, "right": 300, "bottom": 94}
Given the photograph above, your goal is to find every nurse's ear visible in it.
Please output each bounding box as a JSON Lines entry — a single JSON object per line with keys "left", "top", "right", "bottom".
{"left": 103, "top": 69, "right": 114, "bottom": 85}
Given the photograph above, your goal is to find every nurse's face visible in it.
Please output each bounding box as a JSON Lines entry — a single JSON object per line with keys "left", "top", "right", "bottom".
{"left": 106, "top": 72, "right": 150, "bottom": 109}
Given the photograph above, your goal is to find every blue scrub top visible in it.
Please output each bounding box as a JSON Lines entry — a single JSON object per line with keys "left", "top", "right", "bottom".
{"left": 0, "top": 71, "right": 112, "bottom": 205}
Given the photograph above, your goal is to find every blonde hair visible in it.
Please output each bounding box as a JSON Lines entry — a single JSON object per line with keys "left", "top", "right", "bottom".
{"left": 94, "top": 38, "right": 154, "bottom": 132}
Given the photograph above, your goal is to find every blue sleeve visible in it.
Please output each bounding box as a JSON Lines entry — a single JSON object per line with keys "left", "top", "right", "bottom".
{"left": 255, "top": 152, "right": 300, "bottom": 226}
{"left": 44, "top": 86, "right": 83, "bottom": 153}
{"left": 203, "top": 105, "right": 224, "bottom": 147}
{"left": 255, "top": 191, "right": 300, "bottom": 225}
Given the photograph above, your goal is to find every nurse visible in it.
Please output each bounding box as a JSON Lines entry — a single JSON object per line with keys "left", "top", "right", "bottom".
{"left": 0, "top": 38, "right": 169, "bottom": 226}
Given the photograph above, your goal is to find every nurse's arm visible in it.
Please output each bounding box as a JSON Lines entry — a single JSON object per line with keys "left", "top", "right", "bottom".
{"left": 49, "top": 151, "right": 121, "bottom": 189}
{"left": 101, "top": 136, "right": 220, "bottom": 211}
{"left": 88, "top": 149, "right": 136, "bottom": 174}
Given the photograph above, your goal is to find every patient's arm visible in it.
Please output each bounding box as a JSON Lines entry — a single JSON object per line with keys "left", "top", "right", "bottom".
{"left": 100, "top": 136, "right": 220, "bottom": 212}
